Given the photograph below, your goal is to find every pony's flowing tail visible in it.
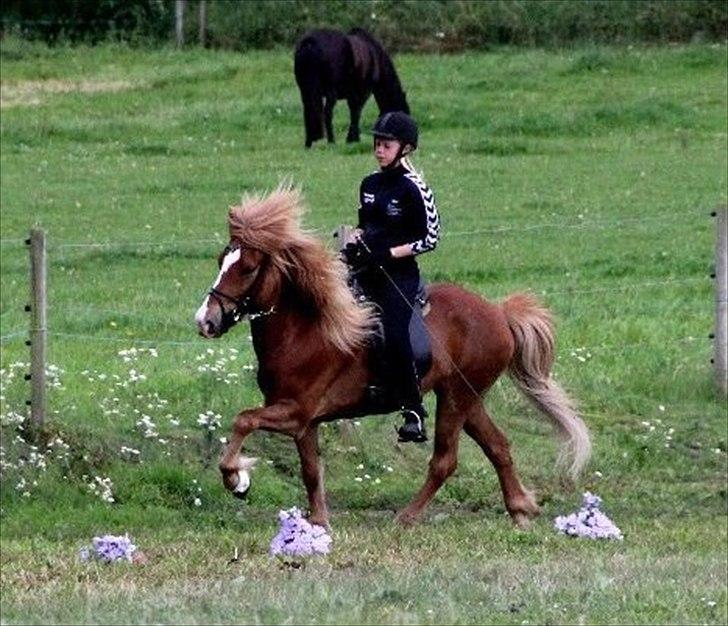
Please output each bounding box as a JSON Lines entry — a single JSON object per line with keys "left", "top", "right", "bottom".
{"left": 294, "top": 40, "right": 324, "bottom": 146}
{"left": 502, "top": 293, "right": 591, "bottom": 479}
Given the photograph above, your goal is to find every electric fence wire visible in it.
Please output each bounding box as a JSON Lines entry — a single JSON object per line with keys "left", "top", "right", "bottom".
{"left": 0, "top": 207, "right": 712, "bottom": 251}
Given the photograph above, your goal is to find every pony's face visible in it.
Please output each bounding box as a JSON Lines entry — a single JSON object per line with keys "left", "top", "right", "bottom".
{"left": 195, "top": 240, "right": 265, "bottom": 338}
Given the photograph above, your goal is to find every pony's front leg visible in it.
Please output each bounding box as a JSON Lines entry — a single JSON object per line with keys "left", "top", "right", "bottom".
{"left": 346, "top": 95, "right": 366, "bottom": 143}
{"left": 219, "top": 401, "right": 301, "bottom": 495}
{"left": 295, "top": 425, "right": 329, "bottom": 528}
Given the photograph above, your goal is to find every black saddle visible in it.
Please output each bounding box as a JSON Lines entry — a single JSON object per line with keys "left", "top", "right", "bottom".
{"left": 406, "top": 279, "right": 433, "bottom": 380}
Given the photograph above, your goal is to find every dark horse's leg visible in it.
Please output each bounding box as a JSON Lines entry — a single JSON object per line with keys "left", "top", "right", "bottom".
{"left": 345, "top": 92, "right": 369, "bottom": 143}
{"left": 463, "top": 403, "right": 540, "bottom": 528}
{"left": 324, "top": 93, "right": 336, "bottom": 143}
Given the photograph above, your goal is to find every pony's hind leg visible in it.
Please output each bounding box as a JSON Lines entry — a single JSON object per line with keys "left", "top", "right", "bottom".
{"left": 463, "top": 403, "right": 540, "bottom": 528}
{"left": 395, "top": 391, "right": 465, "bottom": 526}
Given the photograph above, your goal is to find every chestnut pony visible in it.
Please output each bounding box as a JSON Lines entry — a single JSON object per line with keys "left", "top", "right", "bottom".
{"left": 194, "top": 187, "right": 590, "bottom": 528}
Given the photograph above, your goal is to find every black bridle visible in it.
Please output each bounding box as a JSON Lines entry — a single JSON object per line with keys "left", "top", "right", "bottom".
{"left": 206, "top": 287, "right": 257, "bottom": 332}
{"left": 205, "top": 245, "right": 274, "bottom": 334}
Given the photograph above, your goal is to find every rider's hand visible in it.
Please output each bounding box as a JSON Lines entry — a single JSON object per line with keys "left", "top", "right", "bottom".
{"left": 341, "top": 242, "right": 365, "bottom": 267}
{"left": 341, "top": 241, "right": 391, "bottom": 268}
{"left": 362, "top": 244, "right": 392, "bottom": 267}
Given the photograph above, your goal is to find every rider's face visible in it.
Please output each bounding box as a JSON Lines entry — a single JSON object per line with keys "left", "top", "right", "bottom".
{"left": 374, "top": 137, "right": 402, "bottom": 168}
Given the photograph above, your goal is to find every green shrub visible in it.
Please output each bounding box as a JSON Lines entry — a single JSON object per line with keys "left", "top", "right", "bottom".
{"left": 1, "top": 0, "right": 726, "bottom": 50}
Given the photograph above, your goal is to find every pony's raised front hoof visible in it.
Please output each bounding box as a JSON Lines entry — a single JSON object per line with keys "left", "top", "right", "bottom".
{"left": 233, "top": 486, "right": 249, "bottom": 500}
{"left": 231, "top": 468, "right": 251, "bottom": 500}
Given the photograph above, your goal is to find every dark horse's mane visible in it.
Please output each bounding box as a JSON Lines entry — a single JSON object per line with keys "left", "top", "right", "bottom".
{"left": 347, "top": 28, "right": 408, "bottom": 112}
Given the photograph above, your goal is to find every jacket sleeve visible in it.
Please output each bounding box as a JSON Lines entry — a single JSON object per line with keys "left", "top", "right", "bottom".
{"left": 404, "top": 173, "right": 440, "bottom": 255}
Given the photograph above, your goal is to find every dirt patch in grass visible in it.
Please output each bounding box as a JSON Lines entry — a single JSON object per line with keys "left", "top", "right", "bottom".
{"left": 1, "top": 79, "right": 137, "bottom": 108}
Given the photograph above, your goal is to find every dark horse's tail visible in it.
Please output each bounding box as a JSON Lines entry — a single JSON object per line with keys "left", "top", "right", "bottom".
{"left": 294, "top": 37, "right": 325, "bottom": 147}
{"left": 502, "top": 293, "right": 591, "bottom": 479}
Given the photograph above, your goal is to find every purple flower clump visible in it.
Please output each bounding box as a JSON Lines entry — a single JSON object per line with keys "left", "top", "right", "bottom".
{"left": 269, "top": 507, "right": 332, "bottom": 558}
{"left": 554, "top": 492, "right": 623, "bottom": 540}
{"left": 79, "top": 534, "right": 137, "bottom": 563}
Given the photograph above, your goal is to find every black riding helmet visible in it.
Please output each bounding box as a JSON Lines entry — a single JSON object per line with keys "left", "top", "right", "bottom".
{"left": 370, "top": 111, "right": 418, "bottom": 150}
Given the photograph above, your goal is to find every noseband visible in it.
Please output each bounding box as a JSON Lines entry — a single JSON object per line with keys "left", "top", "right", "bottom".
{"left": 207, "top": 287, "right": 257, "bottom": 332}
{"left": 206, "top": 257, "right": 274, "bottom": 333}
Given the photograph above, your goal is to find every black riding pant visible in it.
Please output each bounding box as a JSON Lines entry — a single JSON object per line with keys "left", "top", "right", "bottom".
{"left": 360, "top": 267, "right": 422, "bottom": 410}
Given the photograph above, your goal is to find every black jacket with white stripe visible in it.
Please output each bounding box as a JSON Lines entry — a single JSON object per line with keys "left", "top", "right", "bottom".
{"left": 357, "top": 162, "right": 440, "bottom": 275}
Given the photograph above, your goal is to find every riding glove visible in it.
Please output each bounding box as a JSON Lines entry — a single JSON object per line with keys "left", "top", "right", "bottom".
{"left": 342, "top": 241, "right": 391, "bottom": 269}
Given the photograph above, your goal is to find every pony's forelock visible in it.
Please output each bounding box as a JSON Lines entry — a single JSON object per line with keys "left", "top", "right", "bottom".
{"left": 227, "top": 185, "right": 374, "bottom": 354}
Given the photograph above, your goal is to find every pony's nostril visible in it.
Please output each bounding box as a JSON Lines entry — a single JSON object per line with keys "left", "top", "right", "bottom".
{"left": 206, "top": 321, "right": 216, "bottom": 336}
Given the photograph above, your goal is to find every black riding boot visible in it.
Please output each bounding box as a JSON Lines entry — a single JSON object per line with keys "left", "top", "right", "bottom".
{"left": 397, "top": 402, "right": 428, "bottom": 443}
{"left": 396, "top": 360, "right": 428, "bottom": 443}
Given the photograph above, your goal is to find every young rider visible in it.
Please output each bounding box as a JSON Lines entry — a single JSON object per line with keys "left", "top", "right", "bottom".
{"left": 344, "top": 111, "right": 440, "bottom": 443}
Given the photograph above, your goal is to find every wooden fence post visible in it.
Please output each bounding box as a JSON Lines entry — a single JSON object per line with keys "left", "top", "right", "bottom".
{"left": 28, "top": 228, "right": 47, "bottom": 429}
{"left": 198, "top": 0, "right": 207, "bottom": 47}
{"left": 175, "top": 0, "right": 186, "bottom": 47}
{"left": 714, "top": 207, "right": 727, "bottom": 397}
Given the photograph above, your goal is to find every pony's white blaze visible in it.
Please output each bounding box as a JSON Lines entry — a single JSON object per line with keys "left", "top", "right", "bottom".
{"left": 194, "top": 296, "right": 210, "bottom": 326}
{"left": 194, "top": 247, "right": 241, "bottom": 325}
{"left": 218, "top": 247, "right": 242, "bottom": 279}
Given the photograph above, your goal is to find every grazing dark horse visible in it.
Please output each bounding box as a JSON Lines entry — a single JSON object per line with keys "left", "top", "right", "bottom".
{"left": 194, "top": 187, "right": 591, "bottom": 528}
{"left": 294, "top": 28, "right": 409, "bottom": 148}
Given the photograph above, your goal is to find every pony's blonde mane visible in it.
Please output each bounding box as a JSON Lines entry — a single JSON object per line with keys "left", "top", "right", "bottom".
{"left": 228, "top": 185, "right": 374, "bottom": 354}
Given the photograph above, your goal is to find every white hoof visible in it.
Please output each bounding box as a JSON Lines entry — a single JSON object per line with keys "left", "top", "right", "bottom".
{"left": 233, "top": 469, "right": 250, "bottom": 496}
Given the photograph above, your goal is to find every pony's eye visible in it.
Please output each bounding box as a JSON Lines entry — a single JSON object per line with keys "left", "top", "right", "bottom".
{"left": 239, "top": 265, "right": 257, "bottom": 276}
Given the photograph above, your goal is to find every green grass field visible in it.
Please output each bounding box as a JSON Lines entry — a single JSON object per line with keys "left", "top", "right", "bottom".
{"left": 1, "top": 38, "right": 726, "bottom": 624}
